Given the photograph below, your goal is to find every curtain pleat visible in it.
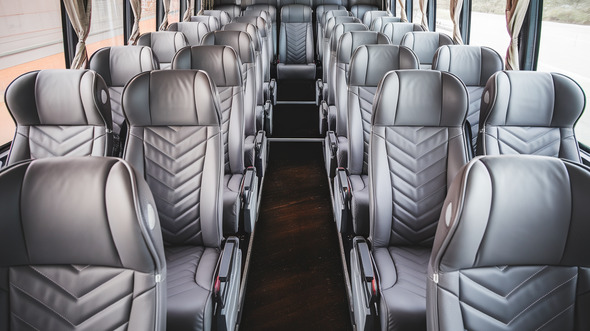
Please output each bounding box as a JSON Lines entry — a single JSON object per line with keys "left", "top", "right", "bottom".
{"left": 450, "top": 0, "right": 463, "bottom": 44}
{"left": 62, "top": 0, "right": 92, "bottom": 69}
{"left": 159, "top": 0, "right": 171, "bottom": 30}
{"left": 505, "top": 0, "right": 531, "bottom": 70}
{"left": 128, "top": 0, "right": 142, "bottom": 44}
{"left": 419, "top": 0, "right": 429, "bottom": 30}
{"left": 397, "top": 0, "right": 407, "bottom": 22}
{"left": 183, "top": 0, "right": 195, "bottom": 21}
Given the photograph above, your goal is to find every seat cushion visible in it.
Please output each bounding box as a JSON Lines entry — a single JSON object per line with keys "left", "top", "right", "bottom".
{"left": 166, "top": 246, "right": 220, "bottom": 331}
{"left": 374, "top": 246, "right": 430, "bottom": 331}
{"left": 224, "top": 174, "right": 242, "bottom": 235}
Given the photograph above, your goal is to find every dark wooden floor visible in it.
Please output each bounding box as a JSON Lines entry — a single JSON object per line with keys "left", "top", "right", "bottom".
{"left": 239, "top": 92, "right": 353, "bottom": 330}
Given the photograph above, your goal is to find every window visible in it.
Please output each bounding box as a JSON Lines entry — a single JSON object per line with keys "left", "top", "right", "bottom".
{"left": 168, "top": 0, "right": 180, "bottom": 25}
{"left": 469, "top": 0, "right": 510, "bottom": 57}
{"left": 435, "top": 0, "right": 453, "bottom": 37}
{"left": 537, "top": 0, "right": 590, "bottom": 144}
{"left": 86, "top": 0, "right": 124, "bottom": 56}
{"left": 0, "top": 1, "right": 66, "bottom": 145}
{"left": 140, "top": 0, "right": 157, "bottom": 33}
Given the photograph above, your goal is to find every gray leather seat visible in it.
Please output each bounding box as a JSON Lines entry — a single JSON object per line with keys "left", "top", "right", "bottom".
{"left": 349, "top": 2, "right": 380, "bottom": 21}
{"left": 89, "top": 45, "right": 158, "bottom": 156}
{"left": 370, "top": 16, "right": 401, "bottom": 32}
{"left": 4, "top": 69, "right": 113, "bottom": 165}
{"left": 318, "top": 9, "right": 349, "bottom": 61}
{"left": 427, "top": 155, "right": 590, "bottom": 331}
{"left": 244, "top": 4, "right": 278, "bottom": 58}
{"left": 277, "top": 4, "right": 316, "bottom": 80}
{"left": 338, "top": 45, "right": 419, "bottom": 236}
{"left": 432, "top": 45, "right": 504, "bottom": 153}
{"left": 213, "top": 0, "right": 242, "bottom": 19}
{"left": 190, "top": 15, "right": 221, "bottom": 32}
{"left": 202, "top": 9, "right": 232, "bottom": 27}
{"left": 167, "top": 21, "right": 209, "bottom": 45}
{"left": 361, "top": 10, "right": 390, "bottom": 27}
{"left": 172, "top": 45, "right": 256, "bottom": 236}
{"left": 122, "top": 70, "right": 242, "bottom": 331}
{"left": 0, "top": 156, "right": 166, "bottom": 331}
{"left": 400, "top": 31, "right": 454, "bottom": 69}
{"left": 315, "top": 4, "right": 347, "bottom": 57}
{"left": 137, "top": 31, "right": 188, "bottom": 69}
{"left": 477, "top": 71, "right": 586, "bottom": 162}
{"left": 349, "top": 70, "right": 469, "bottom": 331}
{"left": 382, "top": 22, "right": 424, "bottom": 45}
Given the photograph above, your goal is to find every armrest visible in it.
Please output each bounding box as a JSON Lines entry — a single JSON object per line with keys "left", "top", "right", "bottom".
{"left": 269, "top": 79, "right": 277, "bottom": 105}
{"left": 263, "top": 101, "right": 273, "bottom": 136}
{"left": 254, "top": 130, "right": 267, "bottom": 179}
{"left": 241, "top": 167, "right": 259, "bottom": 233}
{"left": 319, "top": 101, "right": 329, "bottom": 135}
{"left": 316, "top": 79, "right": 324, "bottom": 105}
{"left": 215, "top": 236, "right": 242, "bottom": 330}
{"left": 333, "top": 167, "right": 351, "bottom": 233}
{"left": 326, "top": 131, "right": 338, "bottom": 157}
{"left": 351, "top": 237, "right": 379, "bottom": 330}
{"left": 355, "top": 238, "right": 378, "bottom": 306}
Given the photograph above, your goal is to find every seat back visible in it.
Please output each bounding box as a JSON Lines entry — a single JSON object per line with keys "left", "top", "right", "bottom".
{"left": 167, "top": 21, "right": 209, "bottom": 45}
{"left": 318, "top": 9, "right": 350, "bottom": 60}
{"left": 277, "top": 4, "right": 316, "bottom": 79}
{"left": 172, "top": 46, "right": 245, "bottom": 177}
{"left": 137, "top": 31, "right": 188, "bottom": 69}
{"left": 361, "top": 10, "right": 390, "bottom": 27}
{"left": 233, "top": 15, "right": 272, "bottom": 83}
{"left": 202, "top": 30, "right": 258, "bottom": 136}
{"left": 432, "top": 45, "right": 504, "bottom": 152}
{"left": 316, "top": 4, "right": 347, "bottom": 39}
{"left": 322, "top": 16, "right": 361, "bottom": 84}
{"left": 89, "top": 46, "right": 157, "bottom": 140}
{"left": 0, "top": 156, "right": 166, "bottom": 331}
{"left": 400, "top": 31, "right": 454, "bottom": 69}
{"left": 369, "top": 15, "right": 401, "bottom": 32}
{"left": 347, "top": 45, "right": 419, "bottom": 175}
{"left": 428, "top": 155, "right": 590, "bottom": 331}
{"left": 333, "top": 31, "right": 389, "bottom": 136}
{"left": 214, "top": 4, "right": 242, "bottom": 19}
{"left": 244, "top": 5, "right": 278, "bottom": 57}
{"left": 478, "top": 71, "right": 586, "bottom": 162}
{"left": 122, "top": 70, "right": 224, "bottom": 248}
{"left": 382, "top": 21, "right": 424, "bottom": 45}
{"left": 202, "top": 9, "right": 232, "bottom": 27}
{"left": 370, "top": 70, "right": 469, "bottom": 248}
{"left": 5, "top": 69, "right": 113, "bottom": 165}
{"left": 190, "top": 15, "right": 221, "bottom": 32}
{"left": 350, "top": 4, "right": 379, "bottom": 20}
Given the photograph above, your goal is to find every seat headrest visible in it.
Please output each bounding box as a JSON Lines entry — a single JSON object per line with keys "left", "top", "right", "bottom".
{"left": 137, "top": 31, "right": 188, "bottom": 63}
{"left": 190, "top": 15, "right": 221, "bottom": 31}
{"left": 434, "top": 155, "right": 590, "bottom": 272}
{"left": 373, "top": 70, "right": 468, "bottom": 126}
{"left": 243, "top": 5, "right": 277, "bottom": 21}
{"left": 172, "top": 45, "right": 243, "bottom": 87}
{"left": 0, "top": 156, "right": 162, "bottom": 273}
{"left": 324, "top": 16, "right": 361, "bottom": 38}
{"left": 280, "top": 4, "right": 313, "bottom": 23}
{"left": 362, "top": 10, "right": 390, "bottom": 27}
{"left": 167, "top": 21, "right": 209, "bottom": 45}
{"left": 349, "top": 4, "right": 379, "bottom": 18}
{"left": 400, "top": 31, "right": 454, "bottom": 65}
{"left": 382, "top": 22, "right": 424, "bottom": 45}
{"left": 348, "top": 45, "right": 420, "bottom": 86}
{"left": 89, "top": 46, "right": 158, "bottom": 87}
{"left": 222, "top": 22, "right": 262, "bottom": 52}
{"left": 322, "top": 9, "right": 350, "bottom": 25}
{"left": 280, "top": 0, "right": 313, "bottom": 7}
{"left": 432, "top": 45, "right": 504, "bottom": 86}
{"left": 336, "top": 31, "right": 390, "bottom": 64}
{"left": 201, "top": 30, "right": 256, "bottom": 64}
{"left": 481, "top": 71, "right": 585, "bottom": 127}
{"left": 233, "top": 16, "right": 268, "bottom": 37}
{"left": 123, "top": 70, "right": 221, "bottom": 127}
{"left": 202, "top": 10, "right": 232, "bottom": 26}
{"left": 330, "top": 22, "right": 368, "bottom": 52}
{"left": 5, "top": 69, "right": 112, "bottom": 127}
{"left": 370, "top": 16, "right": 402, "bottom": 32}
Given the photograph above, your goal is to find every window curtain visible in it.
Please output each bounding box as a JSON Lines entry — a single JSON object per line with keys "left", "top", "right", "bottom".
{"left": 159, "top": 0, "right": 171, "bottom": 30}
{"left": 419, "top": 0, "right": 429, "bottom": 30}
{"left": 128, "top": 0, "right": 142, "bottom": 44}
{"left": 62, "top": 0, "right": 92, "bottom": 69}
{"left": 397, "top": 0, "right": 407, "bottom": 22}
{"left": 505, "top": 0, "right": 531, "bottom": 70}
{"left": 449, "top": 0, "right": 463, "bottom": 44}
{"left": 183, "top": 0, "right": 195, "bottom": 21}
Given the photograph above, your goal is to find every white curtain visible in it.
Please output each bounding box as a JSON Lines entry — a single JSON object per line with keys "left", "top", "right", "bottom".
{"left": 450, "top": 0, "right": 463, "bottom": 44}
{"left": 128, "top": 0, "right": 142, "bottom": 44}
{"left": 419, "top": 0, "right": 429, "bottom": 30}
{"left": 505, "top": 0, "right": 531, "bottom": 70}
{"left": 397, "top": 0, "right": 407, "bottom": 22}
{"left": 159, "top": 0, "right": 171, "bottom": 30}
{"left": 183, "top": 0, "right": 195, "bottom": 21}
{"left": 62, "top": 0, "right": 92, "bottom": 68}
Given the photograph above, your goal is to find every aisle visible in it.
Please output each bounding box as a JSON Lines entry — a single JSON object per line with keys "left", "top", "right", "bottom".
{"left": 239, "top": 142, "right": 351, "bottom": 330}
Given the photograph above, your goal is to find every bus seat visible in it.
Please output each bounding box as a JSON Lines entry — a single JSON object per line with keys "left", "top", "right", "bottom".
{"left": 167, "top": 21, "right": 209, "bottom": 45}
{"left": 202, "top": 9, "right": 232, "bottom": 27}
{"left": 277, "top": 4, "right": 316, "bottom": 80}
{"left": 0, "top": 156, "right": 166, "bottom": 330}
{"left": 370, "top": 16, "right": 401, "bottom": 32}
{"left": 213, "top": 0, "right": 242, "bottom": 19}
{"left": 137, "top": 31, "right": 188, "bottom": 69}
{"left": 361, "top": 10, "right": 391, "bottom": 27}
{"left": 317, "top": 8, "right": 349, "bottom": 61}
{"left": 400, "top": 31, "right": 454, "bottom": 69}
{"left": 244, "top": 5, "right": 278, "bottom": 58}
{"left": 350, "top": 4, "right": 379, "bottom": 21}
{"left": 477, "top": 71, "right": 586, "bottom": 162}
{"left": 433, "top": 45, "right": 504, "bottom": 154}
{"left": 190, "top": 15, "right": 221, "bottom": 32}
{"left": 382, "top": 22, "right": 424, "bottom": 45}
{"left": 4, "top": 69, "right": 113, "bottom": 165}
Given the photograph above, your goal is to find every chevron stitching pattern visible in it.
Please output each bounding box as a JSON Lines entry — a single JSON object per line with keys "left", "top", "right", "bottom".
{"left": 455, "top": 266, "right": 579, "bottom": 330}
{"left": 385, "top": 127, "right": 449, "bottom": 245}
{"left": 466, "top": 86, "right": 484, "bottom": 149}
{"left": 165, "top": 246, "right": 206, "bottom": 298}
{"left": 387, "top": 246, "right": 430, "bottom": 297}
{"left": 358, "top": 86, "right": 377, "bottom": 174}
{"left": 495, "top": 127, "right": 561, "bottom": 157}
{"left": 109, "top": 87, "right": 125, "bottom": 135}
{"left": 217, "top": 86, "right": 238, "bottom": 173}
{"left": 28, "top": 126, "right": 104, "bottom": 159}
{"left": 8, "top": 265, "right": 151, "bottom": 330}
{"left": 285, "top": 23, "right": 309, "bottom": 64}
{"left": 144, "top": 126, "right": 209, "bottom": 246}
